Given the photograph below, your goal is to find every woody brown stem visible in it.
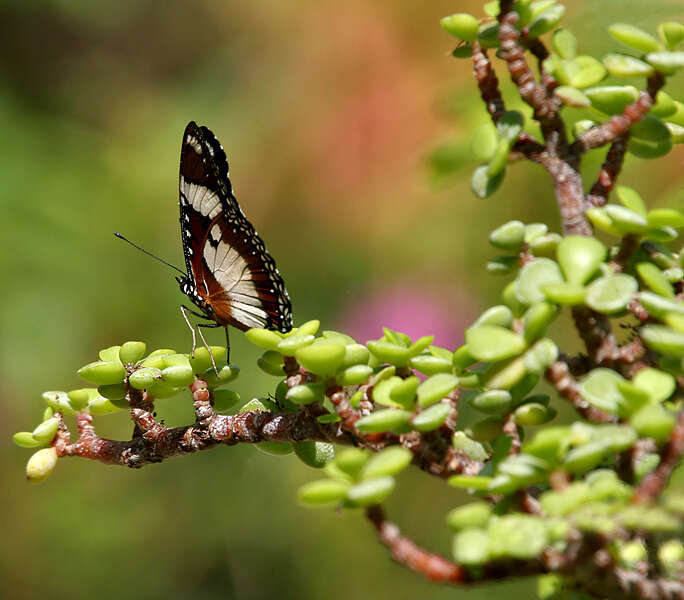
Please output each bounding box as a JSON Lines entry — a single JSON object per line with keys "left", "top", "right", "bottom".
{"left": 632, "top": 409, "right": 684, "bottom": 504}
{"left": 587, "top": 135, "right": 630, "bottom": 207}
{"left": 365, "top": 505, "right": 466, "bottom": 582}
{"left": 573, "top": 74, "right": 665, "bottom": 153}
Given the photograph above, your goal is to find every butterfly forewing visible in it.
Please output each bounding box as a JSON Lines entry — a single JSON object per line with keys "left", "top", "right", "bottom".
{"left": 178, "top": 121, "right": 292, "bottom": 333}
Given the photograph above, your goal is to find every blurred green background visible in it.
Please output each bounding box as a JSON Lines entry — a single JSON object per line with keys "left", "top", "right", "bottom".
{"left": 1, "top": 1, "right": 682, "bottom": 599}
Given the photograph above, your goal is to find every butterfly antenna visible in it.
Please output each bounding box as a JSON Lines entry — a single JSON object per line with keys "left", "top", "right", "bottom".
{"left": 114, "top": 232, "right": 186, "bottom": 276}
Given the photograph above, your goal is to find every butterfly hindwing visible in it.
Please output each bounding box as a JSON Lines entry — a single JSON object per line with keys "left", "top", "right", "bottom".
{"left": 178, "top": 121, "right": 292, "bottom": 333}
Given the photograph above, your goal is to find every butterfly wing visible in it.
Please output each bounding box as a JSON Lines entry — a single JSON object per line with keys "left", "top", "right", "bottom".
{"left": 178, "top": 121, "right": 293, "bottom": 333}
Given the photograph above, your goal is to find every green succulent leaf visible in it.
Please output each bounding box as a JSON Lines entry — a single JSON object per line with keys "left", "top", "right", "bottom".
{"left": 489, "top": 220, "right": 525, "bottom": 250}
{"left": 630, "top": 404, "right": 676, "bottom": 442}
{"left": 447, "top": 502, "right": 492, "bottom": 531}
{"left": 295, "top": 342, "right": 345, "bottom": 376}
{"left": 477, "top": 22, "right": 500, "bottom": 49}
{"left": 585, "top": 85, "right": 638, "bottom": 115}
{"left": 564, "top": 440, "right": 611, "bottom": 474}
{"left": 255, "top": 441, "right": 294, "bottom": 456}
{"left": 440, "top": 13, "right": 479, "bottom": 41}
{"left": 212, "top": 389, "right": 241, "bottom": 412}
{"left": 416, "top": 373, "right": 459, "bottom": 408}
{"left": 551, "top": 28, "right": 577, "bottom": 59}
{"left": 119, "top": 341, "right": 147, "bottom": 364}
{"left": 555, "top": 86, "right": 590, "bottom": 107}
{"left": 515, "top": 258, "right": 564, "bottom": 305}
{"left": 286, "top": 383, "right": 325, "bottom": 405}
{"left": 641, "top": 325, "right": 684, "bottom": 356}
{"left": 570, "top": 55, "right": 607, "bottom": 88}
{"left": 355, "top": 409, "right": 413, "bottom": 433}
{"left": 632, "top": 368, "right": 675, "bottom": 403}
{"left": 616, "top": 186, "right": 647, "bottom": 216}
{"left": 471, "top": 122, "right": 498, "bottom": 161}
{"left": 487, "top": 255, "right": 519, "bottom": 274}
{"left": 488, "top": 515, "right": 549, "bottom": 559}
{"left": 77, "top": 361, "right": 126, "bottom": 386}
{"left": 294, "top": 441, "right": 335, "bottom": 468}
{"left": 388, "top": 375, "right": 420, "bottom": 409}
{"left": 471, "top": 389, "right": 512, "bottom": 415}
{"left": 362, "top": 447, "right": 413, "bottom": 479}
{"left": 527, "top": 4, "right": 565, "bottom": 39}
{"left": 466, "top": 326, "right": 526, "bottom": 362}
{"left": 541, "top": 282, "right": 586, "bottom": 305}
{"left": 99, "top": 345, "right": 122, "bottom": 363}
{"left": 366, "top": 340, "right": 411, "bottom": 367}
{"left": 636, "top": 262, "right": 675, "bottom": 298}
{"left": 189, "top": 347, "right": 227, "bottom": 374}
{"left": 628, "top": 116, "right": 673, "bottom": 159}
{"left": 245, "top": 328, "right": 282, "bottom": 351}
{"left": 645, "top": 51, "right": 684, "bottom": 70}
{"left": 347, "top": 476, "right": 396, "bottom": 506}
{"left": 277, "top": 334, "right": 315, "bottom": 357}
{"left": 31, "top": 418, "right": 59, "bottom": 444}
{"left": 584, "top": 274, "right": 638, "bottom": 314}
{"left": 14, "top": 432, "right": 43, "bottom": 448}
{"left": 579, "top": 368, "right": 625, "bottom": 414}
{"left": 608, "top": 23, "right": 662, "bottom": 54}
{"left": 129, "top": 367, "right": 162, "bottom": 390}
{"left": 453, "top": 528, "right": 491, "bottom": 565}
{"left": 336, "top": 364, "right": 373, "bottom": 386}
{"left": 522, "top": 302, "right": 559, "bottom": 344}
{"left": 471, "top": 164, "right": 505, "bottom": 198}
{"left": 341, "top": 343, "right": 370, "bottom": 368}
{"left": 514, "top": 402, "right": 556, "bottom": 426}
{"left": 602, "top": 53, "right": 654, "bottom": 77}
{"left": 555, "top": 236, "right": 605, "bottom": 285}
{"left": 298, "top": 480, "right": 350, "bottom": 506}
{"left": 333, "top": 448, "right": 369, "bottom": 480}
{"left": 411, "top": 403, "right": 452, "bottom": 432}
{"left": 658, "top": 22, "right": 684, "bottom": 50}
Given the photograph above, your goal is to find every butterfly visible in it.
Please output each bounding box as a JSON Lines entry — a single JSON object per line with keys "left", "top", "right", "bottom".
{"left": 175, "top": 121, "right": 293, "bottom": 363}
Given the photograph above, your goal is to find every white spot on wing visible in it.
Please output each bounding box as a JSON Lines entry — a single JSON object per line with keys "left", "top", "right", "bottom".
{"left": 180, "top": 179, "right": 222, "bottom": 219}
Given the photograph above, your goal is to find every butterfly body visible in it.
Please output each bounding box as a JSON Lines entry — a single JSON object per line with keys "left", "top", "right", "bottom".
{"left": 177, "top": 122, "right": 293, "bottom": 335}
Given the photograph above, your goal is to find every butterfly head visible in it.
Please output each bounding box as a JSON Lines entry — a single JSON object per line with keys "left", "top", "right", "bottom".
{"left": 176, "top": 275, "right": 193, "bottom": 297}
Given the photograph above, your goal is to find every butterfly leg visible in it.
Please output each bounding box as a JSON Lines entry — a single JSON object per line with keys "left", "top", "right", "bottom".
{"left": 224, "top": 327, "right": 231, "bottom": 364}
{"left": 179, "top": 305, "right": 225, "bottom": 374}
{"left": 179, "top": 305, "right": 199, "bottom": 357}
{"left": 196, "top": 322, "right": 222, "bottom": 375}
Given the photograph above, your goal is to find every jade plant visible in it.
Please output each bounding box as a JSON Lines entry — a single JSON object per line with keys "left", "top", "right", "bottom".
{"left": 14, "top": 2, "right": 684, "bottom": 599}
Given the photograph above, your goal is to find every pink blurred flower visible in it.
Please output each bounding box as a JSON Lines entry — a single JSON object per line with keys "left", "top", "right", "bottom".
{"left": 337, "top": 281, "right": 477, "bottom": 349}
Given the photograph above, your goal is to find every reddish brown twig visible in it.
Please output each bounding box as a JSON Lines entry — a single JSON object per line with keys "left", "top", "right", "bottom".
{"left": 521, "top": 33, "right": 559, "bottom": 94}
{"left": 366, "top": 506, "right": 682, "bottom": 599}
{"left": 365, "top": 505, "right": 466, "bottom": 582}
{"left": 573, "top": 74, "right": 665, "bottom": 153}
{"left": 541, "top": 154, "right": 592, "bottom": 236}
{"left": 587, "top": 135, "right": 630, "bottom": 207}
{"left": 54, "top": 409, "right": 356, "bottom": 468}
{"left": 471, "top": 41, "right": 546, "bottom": 162}
{"left": 472, "top": 41, "right": 506, "bottom": 121}
{"left": 632, "top": 409, "right": 684, "bottom": 504}
{"left": 497, "top": 9, "right": 562, "bottom": 130}
{"left": 327, "top": 385, "right": 363, "bottom": 432}
{"left": 628, "top": 299, "right": 650, "bottom": 323}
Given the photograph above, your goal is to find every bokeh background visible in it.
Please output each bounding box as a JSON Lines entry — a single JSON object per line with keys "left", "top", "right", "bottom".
{"left": 1, "top": 1, "right": 683, "bottom": 599}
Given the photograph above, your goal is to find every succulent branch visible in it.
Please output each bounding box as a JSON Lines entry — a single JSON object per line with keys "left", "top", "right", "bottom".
{"left": 15, "top": 2, "right": 684, "bottom": 599}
